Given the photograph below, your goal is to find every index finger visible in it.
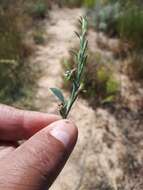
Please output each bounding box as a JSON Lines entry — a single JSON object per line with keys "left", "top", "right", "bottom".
{"left": 0, "top": 104, "right": 60, "bottom": 141}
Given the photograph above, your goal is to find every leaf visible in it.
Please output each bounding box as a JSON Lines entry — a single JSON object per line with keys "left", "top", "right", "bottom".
{"left": 74, "top": 31, "right": 80, "bottom": 39}
{"left": 82, "top": 16, "right": 88, "bottom": 33}
{"left": 78, "top": 18, "right": 82, "bottom": 25}
{"left": 50, "top": 88, "right": 65, "bottom": 103}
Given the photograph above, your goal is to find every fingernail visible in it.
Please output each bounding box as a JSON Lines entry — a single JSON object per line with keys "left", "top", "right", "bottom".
{"left": 49, "top": 121, "right": 71, "bottom": 148}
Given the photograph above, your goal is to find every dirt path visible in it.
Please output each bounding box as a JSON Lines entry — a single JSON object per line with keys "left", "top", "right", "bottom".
{"left": 32, "top": 8, "right": 143, "bottom": 190}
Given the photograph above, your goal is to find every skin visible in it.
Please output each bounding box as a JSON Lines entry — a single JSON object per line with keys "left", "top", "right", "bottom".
{"left": 0, "top": 104, "right": 78, "bottom": 190}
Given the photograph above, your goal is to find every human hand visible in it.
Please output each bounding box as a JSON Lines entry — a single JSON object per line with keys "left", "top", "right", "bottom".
{"left": 0, "top": 104, "right": 78, "bottom": 190}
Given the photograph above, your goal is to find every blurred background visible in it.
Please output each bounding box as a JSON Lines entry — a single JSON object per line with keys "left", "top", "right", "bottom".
{"left": 0, "top": 0, "right": 143, "bottom": 189}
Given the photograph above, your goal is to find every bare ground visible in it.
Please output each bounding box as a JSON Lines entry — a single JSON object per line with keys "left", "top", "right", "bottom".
{"left": 32, "top": 8, "right": 143, "bottom": 190}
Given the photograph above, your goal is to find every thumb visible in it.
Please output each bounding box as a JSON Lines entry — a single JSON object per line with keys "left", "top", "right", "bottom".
{"left": 0, "top": 120, "right": 78, "bottom": 190}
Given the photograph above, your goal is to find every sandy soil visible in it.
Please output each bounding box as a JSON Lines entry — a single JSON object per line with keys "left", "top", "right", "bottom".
{"left": 32, "top": 8, "right": 143, "bottom": 190}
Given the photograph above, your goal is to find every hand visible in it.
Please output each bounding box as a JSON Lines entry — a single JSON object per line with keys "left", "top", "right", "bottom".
{"left": 0, "top": 104, "right": 78, "bottom": 190}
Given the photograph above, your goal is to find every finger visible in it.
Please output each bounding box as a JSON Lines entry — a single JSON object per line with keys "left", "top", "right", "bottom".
{"left": 0, "top": 120, "right": 78, "bottom": 190}
{"left": 0, "top": 104, "right": 60, "bottom": 141}
{"left": 0, "top": 142, "right": 18, "bottom": 160}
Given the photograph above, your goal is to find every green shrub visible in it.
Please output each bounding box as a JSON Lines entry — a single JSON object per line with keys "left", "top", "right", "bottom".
{"left": 118, "top": 5, "right": 143, "bottom": 49}
{"left": 0, "top": 2, "right": 37, "bottom": 105}
{"left": 33, "top": 30, "right": 45, "bottom": 45}
{"left": 0, "top": 59, "right": 35, "bottom": 103}
{"left": 60, "top": 0, "right": 95, "bottom": 8}
{"left": 86, "top": 1, "right": 122, "bottom": 36}
{"left": 26, "top": 1, "right": 48, "bottom": 19}
{"left": 62, "top": 51, "right": 119, "bottom": 107}
{"left": 87, "top": 1, "right": 143, "bottom": 48}
{"left": 84, "top": 0, "right": 95, "bottom": 8}
{"left": 83, "top": 53, "right": 119, "bottom": 105}
{"left": 106, "top": 77, "right": 119, "bottom": 95}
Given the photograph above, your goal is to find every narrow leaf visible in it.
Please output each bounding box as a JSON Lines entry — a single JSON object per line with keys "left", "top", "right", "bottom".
{"left": 50, "top": 88, "right": 65, "bottom": 103}
{"left": 74, "top": 31, "right": 80, "bottom": 39}
{"left": 78, "top": 18, "right": 82, "bottom": 25}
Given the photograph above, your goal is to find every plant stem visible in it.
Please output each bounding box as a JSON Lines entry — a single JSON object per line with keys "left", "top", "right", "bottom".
{"left": 63, "top": 17, "right": 88, "bottom": 118}
{"left": 50, "top": 17, "right": 88, "bottom": 119}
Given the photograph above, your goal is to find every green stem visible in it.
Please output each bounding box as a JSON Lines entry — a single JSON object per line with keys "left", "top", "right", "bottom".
{"left": 63, "top": 17, "right": 88, "bottom": 118}
{"left": 53, "top": 17, "right": 88, "bottom": 119}
{"left": 64, "top": 91, "right": 79, "bottom": 118}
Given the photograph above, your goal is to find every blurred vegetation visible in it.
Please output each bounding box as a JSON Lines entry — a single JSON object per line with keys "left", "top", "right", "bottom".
{"left": 87, "top": 1, "right": 122, "bottom": 36}
{"left": 24, "top": 0, "right": 49, "bottom": 19}
{"left": 62, "top": 0, "right": 83, "bottom": 7}
{"left": 33, "top": 30, "right": 45, "bottom": 45}
{"left": 62, "top": 51, "right": 119, "bottom": 107}
{"left": 56, "top": 0, "right": 95, "bottom": 8}
{"left": 118, "top": 5, "right": 143, "bottom": 50}
{"left": 87, "top": 1, "right": 123, "bottom": 36}
{"left": 86, "top": 0, "right": 143, "bottom": 48}
{"left": 0, "top": 0, "right": 48, "bottom": 107}
{"left": 127, "top": 52, "right": 143, "bottom": 80}
{"left": 0, "top": 0, "right": 142, "bottom": 109}
{"left": 87, "top": 0, "right": 143, "bottom": 80}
